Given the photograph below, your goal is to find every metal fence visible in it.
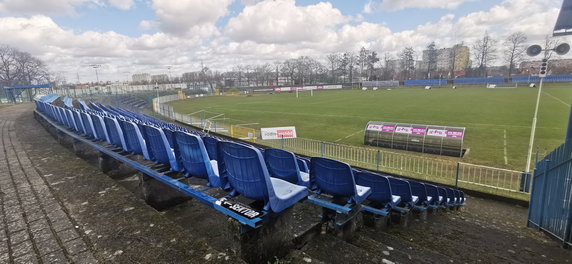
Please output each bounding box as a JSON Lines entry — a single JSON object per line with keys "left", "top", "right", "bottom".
{"left": 154, "top": 94, "right": 530, "bottom": 200}
{"left": 528, "top": 139, "right": 572, "bottom": 248}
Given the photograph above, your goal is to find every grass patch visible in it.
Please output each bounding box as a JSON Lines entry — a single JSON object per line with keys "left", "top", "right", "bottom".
{"left": 170, "top": 84, "right": 572, "bottom": 170}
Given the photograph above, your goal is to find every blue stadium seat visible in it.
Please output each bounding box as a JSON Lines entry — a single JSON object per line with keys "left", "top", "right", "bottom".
{"left": 103, "top": 116, "right": 127, "bottom": 150}
{"left": 387, "top": 177, "right": 418, "bottom": 209}
{"left": 445, "top": 188, "right": 458, "bottom": 206}
{"left": 309, "top": 157, "right": 371, "bottom": 205}
{"left": 79, "top": 112, "right": 97, "bottom": 139}
{"left": 117, "top": 119, "right": 150, "bottom": 160}
{"left": 408, "top": 180, "right": 429, "bottom": 211}
{"left": 424, "top": 184, "right": 443, "bottom": 209}
{"left": 264, "top": 148, "right": 310, "bottom": 186}
{"left": 71, "top": 110, "right": 86, "bottom": 134}
{"left": 64, "top": 109, "right": 79, "bottom": 132}
{"left": 89, "top": 113, "right": 110, "bottom": 142}
{"left": 354, "top": 171, "right": 401, "bottom": 216}
{"left": 174, "top": 131, "right": 222, "bottom": 187}
{"left": 436, "top": 187, "right": 451, "bottom": 207}
{"left": 142, "top": 125, "right": 180, "bottom": 171}
{"left": 219, "top": 141, "right": 308, "bottom": 213}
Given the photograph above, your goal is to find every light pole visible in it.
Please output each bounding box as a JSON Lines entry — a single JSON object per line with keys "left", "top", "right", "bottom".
{"left": 167, "top": 66, "right": 172, "bottom": 89}
{"left": 89, "top": 64, "right": 101, "bottom": 83}
{"left": 523, "top": 42, "right": 569, "bottom": 191}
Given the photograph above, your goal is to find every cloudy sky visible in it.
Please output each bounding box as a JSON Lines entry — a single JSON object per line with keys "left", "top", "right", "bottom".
{"left": 0, "top": 0, "right": 569, "bottom": 82}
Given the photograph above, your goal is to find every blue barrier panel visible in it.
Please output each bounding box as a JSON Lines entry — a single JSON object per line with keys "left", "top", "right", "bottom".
{"left": 453, "top": 77, "right": 505, "bottom": 84}
{"left": 513, "top": 74, "right": 572, "bottom": 83}
{"left": 403, "top": 79, "right": 447, "bottom": 86}
{"left": 528, "top": 138, "right": 572, "bottom": 248}
{"left": 512, "top": 76, "right": 541, "bottom": 83}
{"left": 545, "top": 74, "right": 572, "bottom": 82}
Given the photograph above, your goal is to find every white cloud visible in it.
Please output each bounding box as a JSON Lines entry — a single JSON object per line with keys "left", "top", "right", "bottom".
{"left": 108, "top": 0, "right": 134, "bottom": 10}
{"left": 0, "top": 0, "right": 568, "bottom": 83}
{"left": 152, "top": 0, "right": 233, "bottom": 37}
{"left": 0, "top": 0, "right": 137, "bottom": 15}
{"left": 364, "top": 0, "right": 466, "bottom": 12}
{"left": 0, "top": 0, "right": 88, "bottom": 15}
{"left": 225, "top": 0, "right": 347, "bottom": 44}
{"left": 139, "top": 20, "right": 157, "bottom": 31}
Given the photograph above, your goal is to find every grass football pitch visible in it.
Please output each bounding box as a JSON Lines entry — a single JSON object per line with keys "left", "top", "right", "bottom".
{"left": 169, "top": 84, "right": 572, "bottom": 170}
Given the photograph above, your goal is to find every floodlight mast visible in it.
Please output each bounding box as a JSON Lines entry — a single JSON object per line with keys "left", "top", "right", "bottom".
{"left": 523, "top": 43, "right": 569, "bottom": 190}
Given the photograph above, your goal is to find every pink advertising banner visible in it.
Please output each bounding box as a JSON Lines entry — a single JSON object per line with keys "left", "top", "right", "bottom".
{"left": 395, "top": 126, "right": 412, "bottom": 134}
{"left": 446, "top": 130, "right": 464, "bottom": 138}
{"left": 382, "top": 125, "right": 395, "bottom": 132}
{"left": 412, "top": 128, "right": 426, "bottom": 135}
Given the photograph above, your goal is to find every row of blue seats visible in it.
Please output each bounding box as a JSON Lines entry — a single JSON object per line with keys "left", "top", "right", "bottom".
{"left": 35, "top": 96, "right": 466, "bottom": 221}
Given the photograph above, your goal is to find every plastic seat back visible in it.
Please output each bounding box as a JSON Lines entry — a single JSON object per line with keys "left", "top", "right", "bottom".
{"left": 80, "top": 112, "right": 97, "bottom": 138}
{"left": 174, "top": 131, "right": 220, "bottom": 187}
{"left": 202, "top": 136, "right": 219, "bottom": 161}
{"left": 437, "top": 187, "right": 447, "bottom": 203}
{"left": 453, "top": 189, "right": 461, "bottom": 204}
{"left": 264, "top": 148, "right": 301, "bottom": 184}
{"left": 424, "top": 184, "right": 440, "bottom": 204}
{"left": 142, "top": 125, "right": 179, "bottom": 171}
{"left": 297, "top": 158, "right": 309, "bottom": 173}
{"left": 355, "top": 171, "right": 393, "bottom": 204}
{"left": 90, "top": 114, "right": 109, "bottom": 142}
{"left": 310, "top": 157, "right": 357, "bottom": 197}
{"left": 445, "top": 188, "right": 457, "bottom": 204}
{"left": 103, "top": 116, "right": 127, "bottom": 150}
{"left": 220, "top": 141, "right": 270, "bottom": 201}
{"left": 117, "top": 119, "right": 150, "bottom": 159}
{"left": 65, "top": 109, "right": 78, "bottom": 131}
{"left": 388, "top": 177, "right": 413, "bottom": 203}
{"left": 408, "top": 180, "right": 428, "bottom": 203}
{"left": 72, "top": 110, "right": 85, "bottom": 134}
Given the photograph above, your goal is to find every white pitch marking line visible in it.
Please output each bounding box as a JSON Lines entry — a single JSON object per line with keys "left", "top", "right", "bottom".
{"left": 503, "top": 129, "right": 508, "bottom": 165}
{"left": 334, "top": 129, "right": 364, "bottom": 142}
{"left": 543, "top": 91, "right": 570, "bottom": 107}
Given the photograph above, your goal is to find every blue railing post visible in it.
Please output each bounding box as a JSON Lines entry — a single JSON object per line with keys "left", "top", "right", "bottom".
{"left": 566, "top": 105, "right": 572, "bottom": 141}
{"left": 321, "top": 142, "right": 325, "bottom": 157}
{"left": 281, "top": 135, "right": 285, "bottom": 150}
{"left": 538, "top": 159, "right": 551, "bottom": 228}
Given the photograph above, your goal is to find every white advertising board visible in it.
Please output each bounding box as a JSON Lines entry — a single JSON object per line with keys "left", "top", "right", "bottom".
{"left": 261, "top": 126, "right": 297, "bottom": 140}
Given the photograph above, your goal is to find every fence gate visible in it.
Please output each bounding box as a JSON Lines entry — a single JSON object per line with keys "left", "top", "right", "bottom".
{"left": 528, "top": 138, "right": 572, "bottom": 248}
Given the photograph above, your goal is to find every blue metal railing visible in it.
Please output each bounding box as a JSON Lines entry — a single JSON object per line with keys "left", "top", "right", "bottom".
{"left": 528, "top": 139, "right": 572, "bottom": 248}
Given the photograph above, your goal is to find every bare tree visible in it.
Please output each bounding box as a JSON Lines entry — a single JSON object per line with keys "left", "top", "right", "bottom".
{"left": 399, "top": 47, "right": 415, "bottom": 80}
{"left": 366, "top": 51, "right": 379, "bottom": 80}
{"left": 425, "top": 42, "right": 438, "bottom": 78}
{"left": 0, "top": 45, "right": 49, "bottom": 88}
{"left": 357, "top": 47, "right": 369, "bottom": 79}
{"left": 326, "top": 53, "right": 341, "bottom": 83}
{"left": 340, "top": 52, "right": 355, "bottom": 83}
{"left": 503, "top": 32, "right": 527, "bottom": 78}
{"left": 472, "top": 32, "right": 497, "bottom": 77}
{"left": 543, "top": 35, "right": 561, "bottom": 59}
